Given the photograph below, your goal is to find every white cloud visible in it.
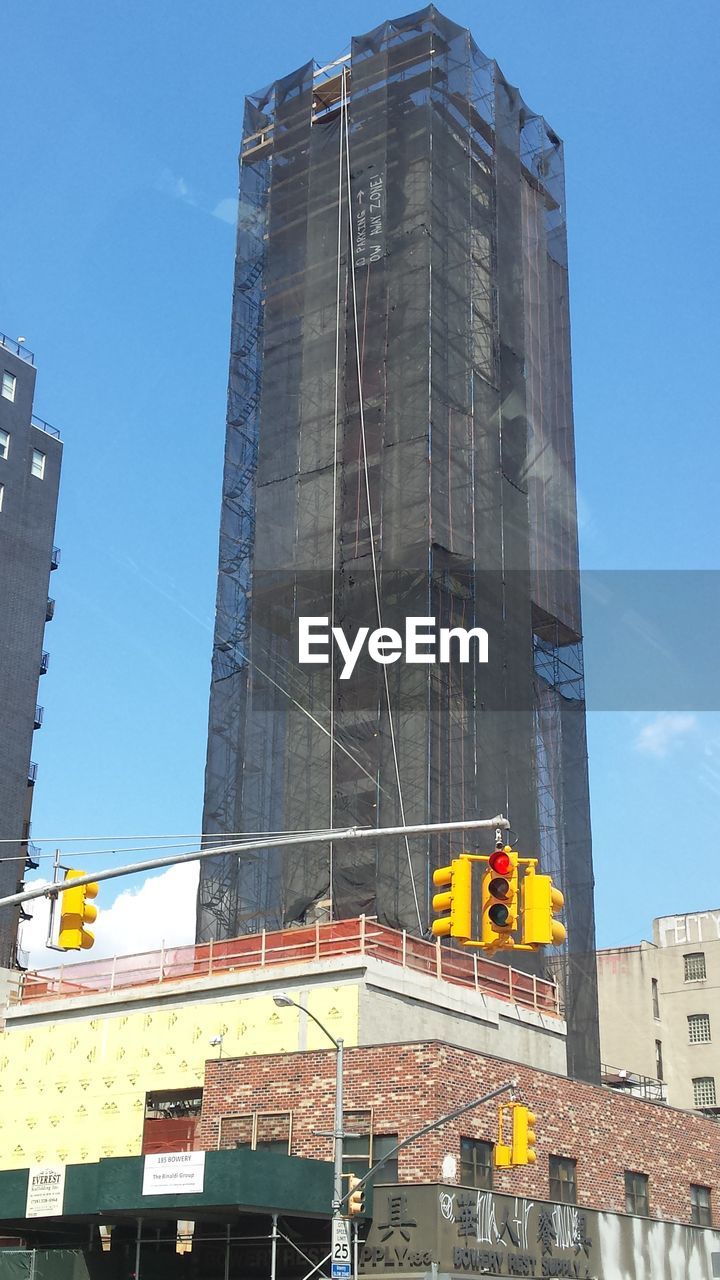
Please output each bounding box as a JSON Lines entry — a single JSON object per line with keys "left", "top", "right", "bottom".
{"left": 212, "top": 196, "right": 238, "bottom": 226}
{"left": 634, "top": 712, "right": 698, "bottom": 758}
{"left": 19, "top": 863, "right": 198, "bottom": 971}
{"left": 156, "top": 168, "right": 196, "bottom": 205}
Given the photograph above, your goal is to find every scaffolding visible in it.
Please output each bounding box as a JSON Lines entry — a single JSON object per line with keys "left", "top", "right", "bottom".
{"left": 198, "top": 5, "right": 600, "bottom": 1081}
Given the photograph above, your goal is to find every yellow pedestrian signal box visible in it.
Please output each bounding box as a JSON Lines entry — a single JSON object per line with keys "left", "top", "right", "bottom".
{"left": 58, "top": 870, "right": 98, "bottom": 951}
{"left": 511, "top": 1104, "right": 537, "bottom": 1165}
{"left": 481, "top": 847, "right": 518, "bottom": 949}
{"left": 431, "top": 857, "right": 472, "bottom": 941}
{"left": 347, "top": 1174, "right": 365, "bottom": 1216}
{"left": 521, "top": 865, "right": 566, "bottom": 947}
{"left": 495, "top": 1102, "right": 538, "bottom": 1167}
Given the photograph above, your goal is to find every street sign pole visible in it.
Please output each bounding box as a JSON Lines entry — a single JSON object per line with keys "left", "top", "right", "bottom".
{"left": 331, "top": 1215, "right": 351, "bottom": 1280}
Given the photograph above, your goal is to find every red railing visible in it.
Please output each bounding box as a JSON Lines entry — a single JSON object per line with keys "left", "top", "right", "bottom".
{"left": 16, "top": 917, "right": 560, "bottom": 1016}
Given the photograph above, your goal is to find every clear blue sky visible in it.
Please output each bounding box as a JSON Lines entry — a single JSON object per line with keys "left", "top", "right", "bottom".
{"left": 2, "top": 0, "right": 719, "bottom": 959}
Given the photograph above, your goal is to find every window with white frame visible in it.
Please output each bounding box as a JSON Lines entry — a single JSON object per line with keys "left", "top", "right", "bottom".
{"left": 1, "top": 370, "right": 16, "bottom": 401}
{"left": 688, "top": 1013, "right": 711, "bottom": 1044}
{"left": 0, "top": 482, "right": 4, "bottom": 512}
{"left": 31, "top": 449, "right": 46, "bottom": 480}
{"left": 0, "top": 428, "right": 9, "bottom": 460}
{"left": 684, "top": 952, "right": 706, "bottom": 982}
{"left": 693, "top": 1077, "right": 716, "bottom": 1108}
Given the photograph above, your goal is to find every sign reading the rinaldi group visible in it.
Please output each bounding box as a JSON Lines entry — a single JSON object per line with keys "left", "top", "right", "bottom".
{"left": 25, "top": 1164, "right": 66, "bottom": 1218}
{"left": 142, "top": 1151, "right": 206, "bottom": 1196}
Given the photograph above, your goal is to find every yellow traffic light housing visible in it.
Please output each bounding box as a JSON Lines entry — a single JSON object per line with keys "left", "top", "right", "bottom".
{"left": 431, "top": 857, "right": 472, "bottom": 941}
{"left": 481, "top": 847, "right": 518, "bottom": 949}
{"left": 495, "top": 1102, "right": 537, "bottom": 1167}
{"left": 347, "top": 1174, "right": 365, "bottom": 1217}
{"left": 58, "top": 870, "right": 98, "bottom": 950}
{"left": 521, "top": 865, "right": 566, "bottom": 947}
{"left": 511, "top": 1104, "right": 537, "bottom": 1165}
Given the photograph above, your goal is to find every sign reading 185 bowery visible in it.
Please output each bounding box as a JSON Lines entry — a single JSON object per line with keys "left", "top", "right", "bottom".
{"left": 298, "top": 617, "right": 489, "bottom": 680}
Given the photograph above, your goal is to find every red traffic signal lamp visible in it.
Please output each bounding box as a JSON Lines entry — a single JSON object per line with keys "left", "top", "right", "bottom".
{"left": 481, "top": 847, "right": 518, "bottom": 948}
{"left": 431, "top": 857, "right": 472, "bottom": 941}
{"left": 521, "top": 865, "right": 566, "bottom": 948}
{"left": 58, "top": 870, "right": 98, "bottom": 950}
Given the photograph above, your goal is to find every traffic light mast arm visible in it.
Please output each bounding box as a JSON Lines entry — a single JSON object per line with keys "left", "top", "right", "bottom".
{"left": 337, "top": 1077, "right": 518, "bottom": 1208}
{"left": 0, "top": 816, "right": 511, "bottom": 912}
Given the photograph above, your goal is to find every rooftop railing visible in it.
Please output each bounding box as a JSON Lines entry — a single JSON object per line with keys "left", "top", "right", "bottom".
{"left": 15, "top": 916, "right": 561, "bottom": 1018}
{"left": 0, "top": 333, "right": 34, "bottom": 365}
{"left": 31, "top": 413, "right": 61, "bottom": 440}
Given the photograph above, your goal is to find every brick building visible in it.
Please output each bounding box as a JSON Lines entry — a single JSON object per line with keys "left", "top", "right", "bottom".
{"left": 200, "top": 1039, "right": 720, "bottom": 1229}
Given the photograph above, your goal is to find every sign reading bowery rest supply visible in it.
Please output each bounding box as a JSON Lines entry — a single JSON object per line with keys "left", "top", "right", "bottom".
{"left": 356, "top": 1183, "right": 717, "bottom": 1278}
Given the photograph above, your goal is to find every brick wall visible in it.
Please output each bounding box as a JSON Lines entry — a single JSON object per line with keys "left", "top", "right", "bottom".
{"left": 198, "top": 1040, "right": 719, "bottom": 1227}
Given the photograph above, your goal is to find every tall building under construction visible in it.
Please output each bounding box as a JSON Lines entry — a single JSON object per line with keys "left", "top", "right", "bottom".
{"left": 198, "top": 6, "right": 600, "bottom": 1080}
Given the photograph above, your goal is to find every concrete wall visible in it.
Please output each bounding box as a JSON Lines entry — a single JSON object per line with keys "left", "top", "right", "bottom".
{"left": 0, "top": 342, "right": 62, "bottom": 967}
{"left": 359, "top": 961, "right": 566, "bottom": 1074}
{"left": 598, "top": 912, "right": 720, "bottom": 1110}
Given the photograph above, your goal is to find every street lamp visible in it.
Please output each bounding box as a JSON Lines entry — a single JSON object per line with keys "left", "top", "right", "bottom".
{"left": 273, "top": 992, "right": 345, "bottom": 1222}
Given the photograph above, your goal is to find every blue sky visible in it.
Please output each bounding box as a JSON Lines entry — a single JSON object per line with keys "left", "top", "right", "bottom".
{"left": 2, "top": 0, "right": 719, "bottom": 962}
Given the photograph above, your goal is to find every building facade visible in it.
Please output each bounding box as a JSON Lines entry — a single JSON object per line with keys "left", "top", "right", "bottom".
{"left": 597, "top": 909, "right": 720, "bottom": 1113}
{"left": 0, "top": 933, "right": 718, "bottom": 1277}
{"left": 198, "top": 5, "right": 599, "bottom": 1083}
{"left": 0, "top": 334, "right": 62, "bottom": 969}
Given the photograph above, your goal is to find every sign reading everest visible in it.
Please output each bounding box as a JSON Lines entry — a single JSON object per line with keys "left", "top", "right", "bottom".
{"left": 142, "top": 1151, "right": 206, "bottom": 1196}
{"left": 26, "top": 1165, "right": 66, "bottom": 1218}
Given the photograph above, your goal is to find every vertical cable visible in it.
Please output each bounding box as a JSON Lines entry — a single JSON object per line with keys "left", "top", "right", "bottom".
{"left": 343, "top": 98, "right": 423, "bottom": 935}
{"left": 329, "top": 68, "right": 348, "bottom": 921}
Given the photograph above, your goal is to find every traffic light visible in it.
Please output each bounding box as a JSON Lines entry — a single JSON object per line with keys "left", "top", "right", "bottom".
{"left": 347, "top": 1174, "right": 365, "bottom": 1216}
{"left": 58, "top": 870, "right": 98, "bottom": 950}
{"left": 481, "top": 846, "right": 518, "bottom": 948}
{"left": 521, "top": 865, "right": 566, "bottom": 948}
{"left": 431, "top": 857, "right": 472, "bottom": 941}
{"left": 511, "top": 1104, "right": 537, "bottom": 1165}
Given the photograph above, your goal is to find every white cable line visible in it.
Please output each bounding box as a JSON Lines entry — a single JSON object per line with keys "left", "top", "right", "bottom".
{"left": 0, "top": 816, "right": 510, "bottom": 910}
{"left": 343, "top": 102, "right": 423, "bottom": 935}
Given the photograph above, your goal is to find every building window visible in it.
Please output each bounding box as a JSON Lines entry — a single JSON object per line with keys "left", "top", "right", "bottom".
{"left": 688, "top": 1014, "right": 711, "bottom": 1044}
{"left": 217, "top": 1110, "right": 292, "bottom": 1154}
{"left": 0, "top": 428, "right": 8, "bottom": 459}
{"left": 460, "top": 1138, "right": 493, "bottom": 1189}
{"left": 651, "top": 978, "right": 660, "bottom": 1020}
{"left": 693, "top": 1077, "right": 717, "bottom": 1108}
{"left": 31, "top": 449, "right": 46, "bottom": 479}
{"left": 690, "top": 1184, "right": 712, "bottom": 1227}
{"left": 1, "top": 371, "right": 16, "bottom": 401}
{"left": 655, "top": 1040, "right": 664, "bottom": 1081}
{"left": 625, "top": 1171, "right": 649, "bottom": 1216}
{"left": 0, "top": 483, "right": 3, "bottom": 512}
{"left": 342, "top": 1110, "right": 399, "bottom": 1184}
{"left": 684, "top": 952, "right": 707, "bottom": 982}
{"left": 549, "top": 1156, "right": 577, "bottom": 1205}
